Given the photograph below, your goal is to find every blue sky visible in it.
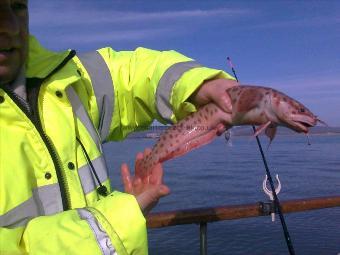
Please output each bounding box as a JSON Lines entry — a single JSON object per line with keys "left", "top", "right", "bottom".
{"left": 28, "top": 0, "right": 340, "bottom": 126}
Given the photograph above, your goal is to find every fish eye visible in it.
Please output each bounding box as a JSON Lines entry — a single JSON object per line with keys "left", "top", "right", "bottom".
{"left": 299, "top": 108, "right": 305, "bottom": 113}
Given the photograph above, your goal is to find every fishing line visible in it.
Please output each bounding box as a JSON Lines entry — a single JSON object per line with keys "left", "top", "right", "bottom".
{"left": 226, "top": 57, "right": 296, "bottom": 255}
{"left": 306, "top": 133, "right": 311, "bottom": 146}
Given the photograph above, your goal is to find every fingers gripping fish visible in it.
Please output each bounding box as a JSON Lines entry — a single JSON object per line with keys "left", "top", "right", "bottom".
{"left": 137, "top": 85, "right": 324, "bottom": 175}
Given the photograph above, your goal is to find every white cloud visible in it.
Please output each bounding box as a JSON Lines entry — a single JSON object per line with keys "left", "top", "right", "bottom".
{"left": 60, "top": 27, "right": 177, "bottom": 44}
{"left": 265, "top": 72, "right": 340, "bottom": 92}
{"left": 29, "top": 4, "right": 252, "bottom": 43}
{"left": 29, "top": 8, "right": 250, "bottom": 28}
{"left": 244, "top": 15, "right": 340, "bottom": 30}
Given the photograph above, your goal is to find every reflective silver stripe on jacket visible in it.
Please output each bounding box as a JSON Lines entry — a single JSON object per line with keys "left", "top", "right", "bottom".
{"left": 156, "top": 61, "right": 201, "bottom": 123}
{"left": 78, "top": 208, "right": 117, "bottom": 255}
{"left": 0, "top": 184, "right": 63, "bottom": 228}
{"left": 66, "top": 86, "right": 102, "bottom": 152}
{"left": 78, "top": 155, "right": 109, "bottom": 195}
{"left": 78, "top": 51, "right": 114, "bottom": 143}
{"left": 66, "top": 87, "right": 110, "bottom": 195}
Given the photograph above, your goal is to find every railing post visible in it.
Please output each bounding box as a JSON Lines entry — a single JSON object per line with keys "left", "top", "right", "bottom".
{"left": 200, "top": 222, "right": 207, "bottom": 255}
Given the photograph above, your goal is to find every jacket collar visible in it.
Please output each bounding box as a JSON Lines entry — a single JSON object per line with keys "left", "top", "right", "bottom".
{"left": 26, "top": 35, "right": 73, "bottom": 79}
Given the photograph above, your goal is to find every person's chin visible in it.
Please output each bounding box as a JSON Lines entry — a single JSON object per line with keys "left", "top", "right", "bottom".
{"left": 0, "top": 66, "right": 20, "bottom": 86}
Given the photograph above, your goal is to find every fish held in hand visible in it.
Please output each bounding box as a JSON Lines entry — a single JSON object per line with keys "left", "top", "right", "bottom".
{"left": 228, "top": 85, "right": 325, "bottom": 142}
{"left": 137, "top": 85, "right": 324, "bottom": 175}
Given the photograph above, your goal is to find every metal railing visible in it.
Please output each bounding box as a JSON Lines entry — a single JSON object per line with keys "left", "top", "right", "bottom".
{"left": 147, "top": 195, "right": 340, "bottom": 255}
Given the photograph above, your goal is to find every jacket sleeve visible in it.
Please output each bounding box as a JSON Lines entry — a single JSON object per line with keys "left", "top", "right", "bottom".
{"left": 74, "top": 47, "right": 235, "bottom": 141}
{"left": 1, "top": 191, "right": 147, "bottom": 255}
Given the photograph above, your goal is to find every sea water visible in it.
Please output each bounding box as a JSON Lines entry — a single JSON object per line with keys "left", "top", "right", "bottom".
{"left": 104, "top": 134, "right": 340, "bottom": 255}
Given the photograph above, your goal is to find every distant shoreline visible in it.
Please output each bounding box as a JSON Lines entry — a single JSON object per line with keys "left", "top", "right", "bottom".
{"left": 127, "top": 126, "right": 340, "bottom": 139}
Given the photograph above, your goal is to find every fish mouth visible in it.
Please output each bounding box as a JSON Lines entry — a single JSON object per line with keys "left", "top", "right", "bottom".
{"left": 296, "top": 120, "right": 314, "bottom": 132}
{"left": 299, "top": 120, "right": 314, "bottom": 128}
{"left": 287, "top": 115, "right": 317, "bottom": 133}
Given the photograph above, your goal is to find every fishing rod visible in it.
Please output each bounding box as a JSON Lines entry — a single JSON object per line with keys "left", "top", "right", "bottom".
{"left": 226, "top": 57, "right": 296, "bottom": 255}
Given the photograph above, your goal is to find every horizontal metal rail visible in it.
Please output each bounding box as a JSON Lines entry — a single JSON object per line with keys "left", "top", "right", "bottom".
{"left": 147, "top": 195, "right": 340, "bottom": 228}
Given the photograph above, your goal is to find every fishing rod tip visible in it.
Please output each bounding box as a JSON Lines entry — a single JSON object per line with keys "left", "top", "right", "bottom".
{"left": 227, "top": 57, "right": 234, "bottom": 68}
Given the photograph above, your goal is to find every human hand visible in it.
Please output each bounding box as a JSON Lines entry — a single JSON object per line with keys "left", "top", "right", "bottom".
{"left": 121, "top": 148, "right": 170, "bottom": 215}
{"left": 190, "top": 78, "right": 238, "bottom": 113}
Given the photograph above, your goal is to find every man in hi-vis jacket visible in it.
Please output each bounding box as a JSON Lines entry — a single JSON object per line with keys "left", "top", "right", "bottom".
{"left": 0, "top": 1, "right": 238, "bottom": 254}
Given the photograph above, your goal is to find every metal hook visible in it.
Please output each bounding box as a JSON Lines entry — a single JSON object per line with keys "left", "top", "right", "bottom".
{"left": 263, "top": 174, "right": 281, "bottom": 222}
{"left": 224, "top": 130, "right": 233, "bottom": 147}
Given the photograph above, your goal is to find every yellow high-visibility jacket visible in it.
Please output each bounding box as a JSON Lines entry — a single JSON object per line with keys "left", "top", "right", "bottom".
{"left": 0, "top": 36, "right": 233, "bottom": 254}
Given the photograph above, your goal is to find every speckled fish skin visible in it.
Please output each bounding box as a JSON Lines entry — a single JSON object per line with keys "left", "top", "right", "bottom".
{"left": 228, "top": 85, "right": 318, "bottom": 132}
{"left": 137, "top": 85, "right": 319, "bottom": 175}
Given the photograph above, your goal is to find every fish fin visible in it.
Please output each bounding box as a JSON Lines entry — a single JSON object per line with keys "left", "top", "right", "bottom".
{"left": 253, "top": 121, "right": 272, "bottom": 137}
{"left": 265, "top": 124, "right": 277, "bottom": 149}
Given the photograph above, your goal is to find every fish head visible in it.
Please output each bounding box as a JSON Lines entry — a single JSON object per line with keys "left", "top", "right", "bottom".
{"left": 271, "top": 91, "right": 322, "bottom": 133}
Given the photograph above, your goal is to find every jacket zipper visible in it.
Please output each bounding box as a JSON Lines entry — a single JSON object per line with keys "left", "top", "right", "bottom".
{"left": 3, "top": 83, "right": 70, "bottom": 210}
{"left": 2, "top": 50, "right": 76, "bottom": 211}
